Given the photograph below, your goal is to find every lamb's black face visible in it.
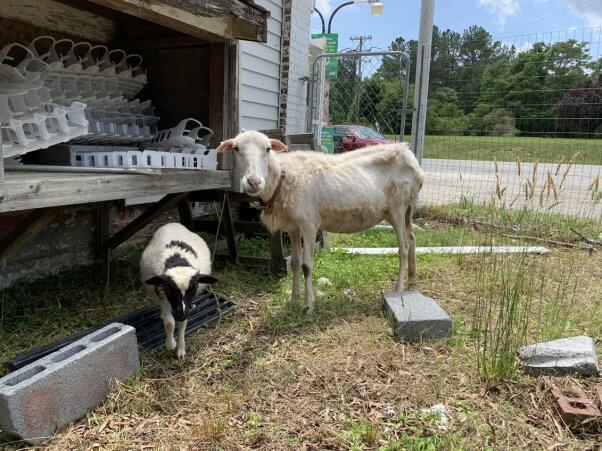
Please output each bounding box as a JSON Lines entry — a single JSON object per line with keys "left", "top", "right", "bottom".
{"left": 163, "top": 277, "right": 199, "bottom": 322}
{"left": 145, "top": 273, "right": 219, "bottom": 322}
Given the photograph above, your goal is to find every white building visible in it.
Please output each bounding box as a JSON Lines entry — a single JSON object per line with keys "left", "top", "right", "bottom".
{"left": 239, "top": 0, "right": 315, "bottom": 133}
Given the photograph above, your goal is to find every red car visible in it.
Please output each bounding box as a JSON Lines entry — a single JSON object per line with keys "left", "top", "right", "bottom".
{"left": 333, "top": 125, "right": 396, "bottom": 153}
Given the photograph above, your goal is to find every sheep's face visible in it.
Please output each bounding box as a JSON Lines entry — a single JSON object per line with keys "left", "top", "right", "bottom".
{"left": 145, "top": 269, "right": 218, "bottom": 322}
{"left": 217, "top": 131, "right": 287, "bottom": 196}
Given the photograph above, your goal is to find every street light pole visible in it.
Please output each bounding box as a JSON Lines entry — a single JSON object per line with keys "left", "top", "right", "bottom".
{"left": 314, "top": 8, "right": 326, "bottom": 34}
{"left": 327, "top": 1, "right": 354, "bottom": 33}
{"left": 313, "top": 1, "right": 384, "bottom": 34}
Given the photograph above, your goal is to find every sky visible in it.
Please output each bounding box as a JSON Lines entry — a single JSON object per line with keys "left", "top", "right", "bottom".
{"left": 311, "top": 0, "right": 602, "bottom": 53}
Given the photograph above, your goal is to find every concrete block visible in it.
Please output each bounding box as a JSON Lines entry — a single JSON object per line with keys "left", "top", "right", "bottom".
{"left": 0, "top": 323, "right": 139, "bottom": 444}
{"left": 519, "top": 336, "right": 599, "bottom": 376}
{"left": 382, "top": 292, "right": 452, "bottom": 342}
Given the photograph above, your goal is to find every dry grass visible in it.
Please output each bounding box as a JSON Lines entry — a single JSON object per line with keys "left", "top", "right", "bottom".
{"left": 1, "top": 215, "right": 601, "bottom": 449}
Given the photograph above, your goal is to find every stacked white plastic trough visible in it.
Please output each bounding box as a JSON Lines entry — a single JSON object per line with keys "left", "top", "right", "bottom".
{"left": 0, "top": 43, "right": 88, "bottom": 159}
{"left": 70, "top": 119, "right": 218, "bottom": 170}
{"left": 27, "top": 37, "right": 156, "bottom": 145}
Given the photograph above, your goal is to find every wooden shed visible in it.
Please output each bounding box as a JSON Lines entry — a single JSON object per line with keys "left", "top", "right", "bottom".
{"left": 0, "top": 0, "right": 270, "bottom": 285}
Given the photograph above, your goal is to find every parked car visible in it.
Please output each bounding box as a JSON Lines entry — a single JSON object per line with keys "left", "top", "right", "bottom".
{"left": 332, "top": 125, "right": 396, "bottom": 153}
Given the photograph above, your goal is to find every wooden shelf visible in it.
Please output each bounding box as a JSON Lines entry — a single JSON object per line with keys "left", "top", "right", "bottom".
{"left": 0, "top": 169, "right": 231, "bottom": 213}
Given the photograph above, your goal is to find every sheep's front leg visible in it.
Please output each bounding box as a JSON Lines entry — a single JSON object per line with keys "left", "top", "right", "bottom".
{"left": 160, "top": 305, "right": 177, "bottom": 351}
{"left": 176, "top": 320, "right": 187, "bottom": 359}
{"left": 301, "top": 228, "right": 317, "bottom": 311}
{"left": 289, "top": 230, "right": 302, "bottom": 302}
{"left": 390, "top": 211, "right": 409, "bottom": 292}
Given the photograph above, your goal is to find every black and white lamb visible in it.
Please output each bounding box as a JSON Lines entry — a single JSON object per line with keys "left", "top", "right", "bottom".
{"left": 140, "top": 223, "right": 217, "bottom": 359}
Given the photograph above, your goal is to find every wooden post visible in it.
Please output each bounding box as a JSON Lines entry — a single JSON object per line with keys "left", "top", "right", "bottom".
{"left": 221, "top": 192, "right": 239, "bottom": 263}
{"left": 0, "top": 207, "right": 61, "bottom": 266}
{"left": 0, "top": 132, "right": 5, "bottom": 196}
{"left": 269, "top": 231, "right": 287, "bottom": 274}
{"left": 95, "top": 201, "right": 111, "bottom": 261}
{"left": 177, "top": 197, "right": 194, "bottom": 230}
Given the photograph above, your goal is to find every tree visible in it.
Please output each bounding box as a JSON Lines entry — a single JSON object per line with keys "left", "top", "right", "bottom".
{"left": 554, "top": 80, "right": 602, "bottom": 135}
{"left": 426, "top": 87, "right": 468, "bottom": 135}
{"left": 430, "top": 27, "right": 462, "bottom": 88}
{"left": 456, "top": 26, "right": 512, "bottom": 113}
{"left": 476, "top": 40, "right": 591, "bottom": 134}
{"left": 375, "top": 37, "right": 417, "bottom": 82}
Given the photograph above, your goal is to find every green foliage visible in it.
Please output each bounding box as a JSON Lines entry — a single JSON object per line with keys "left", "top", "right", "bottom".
{"left": 426, "top": 87, "right": 468, "bottom": 135}
{"left": 476, "top": 40, "right": 591, "bottom": 133}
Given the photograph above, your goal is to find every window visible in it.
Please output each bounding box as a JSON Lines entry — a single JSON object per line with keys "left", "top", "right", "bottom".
{"left": 354, "top": 126, "right": 386, "bottom": 139}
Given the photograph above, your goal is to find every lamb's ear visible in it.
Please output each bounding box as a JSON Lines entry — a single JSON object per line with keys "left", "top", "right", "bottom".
{"left": 270, "top": 139, "right": 288, "bottom": 152}
{"left": 216, "top": 139, "right": 236, "bottom": 153}
{"left": 195, "top": 274, "right": 219, "bottom": 285}
{"left": 145, "top": 275, "right": 167, "bottom": 286}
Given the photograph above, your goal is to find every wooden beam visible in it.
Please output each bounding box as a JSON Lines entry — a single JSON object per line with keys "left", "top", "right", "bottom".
{"left": 101, "top": 192, "right": 188, "bottom": 253}
{"left": 0, "top": 169, "right": 230, "bottom": 214}
{"left": 0, "top": 207, "right": 61, "bottom": 266}
{"left": 86, "top": 0, "right": 267, "bottom": 43}
{"left": 0, "top": 0, "right": 116, "bottom": 42}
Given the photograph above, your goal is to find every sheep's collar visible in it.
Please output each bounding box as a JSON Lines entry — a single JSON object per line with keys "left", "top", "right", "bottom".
{"left": 255, "top": 168, "right": 286, "bottom": 212}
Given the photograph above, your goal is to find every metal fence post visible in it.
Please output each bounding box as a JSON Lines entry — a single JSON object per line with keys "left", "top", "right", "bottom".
{"left": 411, "top": 0, "right": 436, "bottom": 165}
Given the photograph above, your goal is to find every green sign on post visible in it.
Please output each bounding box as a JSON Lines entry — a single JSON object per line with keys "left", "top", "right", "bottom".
{"left": 311, "top": 33, "right": 338, "bottom": 79}
{"left": 321, "top": 127, "right": 335, "bottom": 154}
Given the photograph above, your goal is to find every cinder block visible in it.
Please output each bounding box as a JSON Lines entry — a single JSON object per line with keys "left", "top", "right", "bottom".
{"left": 0, "top": 323, "right": 139, "bottom": 444}
{"left": 382, "top": 292, "right": 452, "bottom": 342}
{"left": 519, "top": 336, "right": 599, "bottom": 376}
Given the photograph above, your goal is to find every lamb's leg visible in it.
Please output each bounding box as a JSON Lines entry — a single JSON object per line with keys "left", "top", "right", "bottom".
{"left": 160, "top": 304, "right": 177, "bottom": 351}
{"left": 290, "top": 230, "right": 302, "bottom": 302}
{"left": 176, "top": 320, "right": 187, "bottom": 359}
{"left": 301, "top": 227, "right": 317, "bottom": 311}
{"left": 406, "top": 206, "right": 417, "bottom": 284}
{"left": 389, "top": 209, "right": 409, "bottom": 292}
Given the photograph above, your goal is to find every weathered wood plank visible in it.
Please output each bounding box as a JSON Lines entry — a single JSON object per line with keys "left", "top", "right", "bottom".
{"left": 0, "top": 170, "right": 231, "bottom": 213}
{"left": 0, "top": 207, "right": 61, "bottom": 266}
{"left": 101, "top": 192, "right": 189, "bottom": 253}
{"left": 0, "top": 0, "right": 116, "bottom": 43}
{"left": 86, "top": 0, "right": 268, "bottom": 43}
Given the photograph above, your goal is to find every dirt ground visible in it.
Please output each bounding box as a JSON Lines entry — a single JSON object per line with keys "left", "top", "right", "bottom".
{"left": 1, "top": 208, "right": 601, "bottom": 449}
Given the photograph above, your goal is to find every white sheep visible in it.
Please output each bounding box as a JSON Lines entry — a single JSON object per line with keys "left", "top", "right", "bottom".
{"left": 140, "top": 223, "right": 217, "bottom": 358}
{"left": 217, "top": 131, "right": 425, "bottom": 311}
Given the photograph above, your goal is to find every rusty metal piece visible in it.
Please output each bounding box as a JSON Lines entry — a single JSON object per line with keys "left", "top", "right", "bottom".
{"left": 543, "top": 377, "right": 601, "bottom": 424}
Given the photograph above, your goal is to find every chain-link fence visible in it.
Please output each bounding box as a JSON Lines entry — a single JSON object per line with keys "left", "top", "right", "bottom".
{"left": 307, "top": 50, "right": 411, "bottom": 154}
{"left": 421, "top": 27, "right": 602, "bottom": 221}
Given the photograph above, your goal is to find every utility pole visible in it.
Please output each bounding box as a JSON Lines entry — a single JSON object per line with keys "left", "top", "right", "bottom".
{"left": 349, "top": 35, "right": 372, "bottom": 79}
{"left": 411, "top": 0, "right": 435, "bottom": 165}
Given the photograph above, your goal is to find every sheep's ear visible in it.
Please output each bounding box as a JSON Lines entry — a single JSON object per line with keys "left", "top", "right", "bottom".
{"left": 195, "top": 274, "right": 219, "bottom": 285}
{"left": 270, "top": 139, "right": 288, "bottom": 152}
{"left": 216, "top": 139, "right": 236, "bottom": 153}
{"left": 145, "top": 275, "right": 167, "bottom": 286}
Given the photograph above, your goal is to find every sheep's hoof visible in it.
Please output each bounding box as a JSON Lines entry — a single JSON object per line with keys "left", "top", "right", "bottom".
{"left": 166, "top": 339, "right": 177, "bottom": 351}
{"left": 176, "top": 346, "right": 186, "bottom": 359}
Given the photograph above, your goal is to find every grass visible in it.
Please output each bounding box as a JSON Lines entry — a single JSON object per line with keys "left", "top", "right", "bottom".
{"left": 389, "top": 135, "right": 602, "bottom": 165}
{"left": 1, "top": 208, "right": 601, "bottom": 449}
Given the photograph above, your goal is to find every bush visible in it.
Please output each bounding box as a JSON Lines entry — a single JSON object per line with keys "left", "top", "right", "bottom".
{"left": 468, "top": 108, "right": 518, "bottom": 136}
